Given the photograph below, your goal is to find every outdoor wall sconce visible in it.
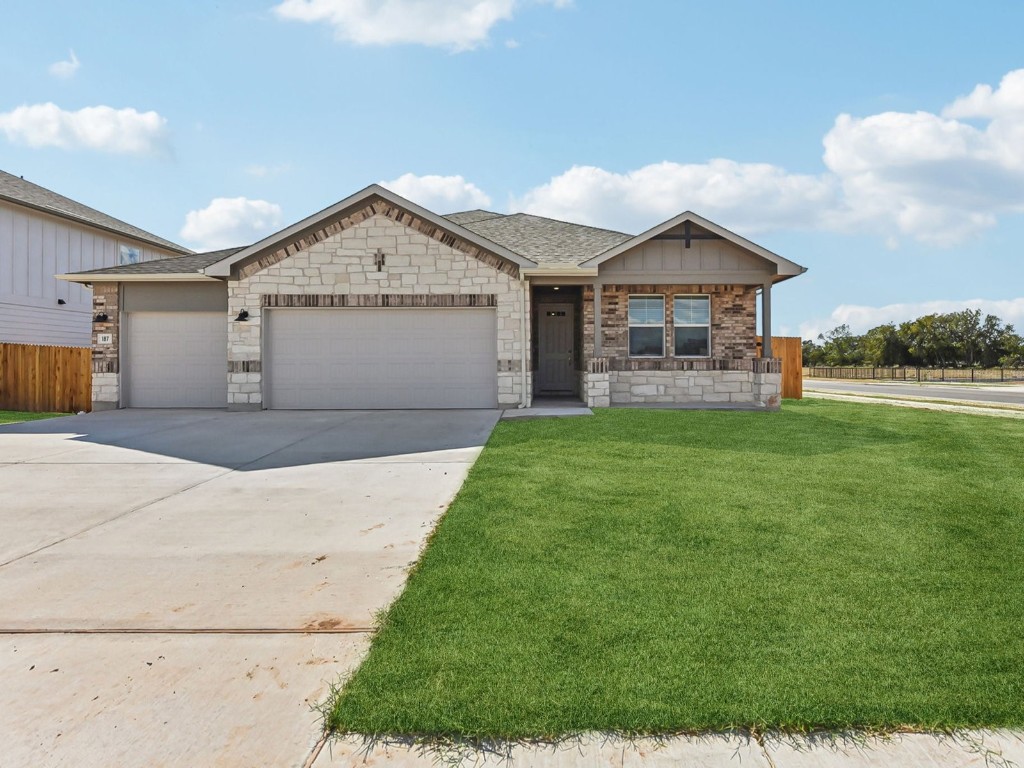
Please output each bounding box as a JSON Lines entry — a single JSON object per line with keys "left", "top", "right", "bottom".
{"left": 235, "top": 309, "right": 250, "bottom": 322}
{"left": 57, "top": 298, "right": 66, "bottom": 305}
{"left": 93, "top": 312, "right": 109, "bottom": 323}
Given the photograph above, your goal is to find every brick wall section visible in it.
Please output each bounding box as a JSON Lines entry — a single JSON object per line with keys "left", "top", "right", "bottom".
{"left": 583, "top": 284, "right": 757, "bottom": 362}
{"left": 91, "top": 282, "right": 119, "bottom": 405}
{"left": 228, "top": 214, "right": 528, "bottom": 408}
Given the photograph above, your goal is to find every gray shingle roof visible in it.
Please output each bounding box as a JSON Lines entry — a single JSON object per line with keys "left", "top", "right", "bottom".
{"left": 450, "top": 212, "right": 632, "bottom": 266}
{"left": 444, "top": 209, "right": 506, "bottom": 225}
{"left": 69, "top": 248, "right": 244, "bottom": 276}
{"left": 0, "top": 169, "right": 190, "bottom": 254}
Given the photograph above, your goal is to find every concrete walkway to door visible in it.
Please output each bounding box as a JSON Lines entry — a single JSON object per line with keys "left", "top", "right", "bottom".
{"left": 0, "top": 408, "right": 499, "bottom": 767}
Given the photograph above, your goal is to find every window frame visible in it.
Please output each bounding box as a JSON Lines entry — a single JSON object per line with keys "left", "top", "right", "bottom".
{"left": 672, "top": 294, "right": 712, "bottom": 358}
{"left": 627, "top": 294, "right": 666, "bottom": 358}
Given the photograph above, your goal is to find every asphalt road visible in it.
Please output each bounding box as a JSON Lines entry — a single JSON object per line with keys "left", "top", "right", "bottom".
{"left": 804, "top": 379, "right": 1024, "bottom": 406}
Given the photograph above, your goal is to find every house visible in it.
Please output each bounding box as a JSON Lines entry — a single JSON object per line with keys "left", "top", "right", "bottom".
{"left": 1, "top": 170, "right": 190, "bottom": 347}
{"left": 58, "top": 184, "right": 805, "bottom": 411}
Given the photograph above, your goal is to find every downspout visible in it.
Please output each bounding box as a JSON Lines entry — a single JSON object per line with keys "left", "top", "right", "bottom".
{"left": 520, "top": 278, "right": 529, "bottom": 408}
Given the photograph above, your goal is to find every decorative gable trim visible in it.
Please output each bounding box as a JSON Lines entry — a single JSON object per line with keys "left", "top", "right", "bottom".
{"left": 205, "top": 185, "right": 535, "bottom": 280}
{"left": 237, "top": 199, "right": 520, "bottom": 280}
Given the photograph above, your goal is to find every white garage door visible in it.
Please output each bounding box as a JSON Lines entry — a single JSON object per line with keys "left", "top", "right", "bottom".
{"left": 126, "top": 312, "right": 227, "bottom": 408}
{"left": 265, "top": 308, "right": 497, "bottom": 409}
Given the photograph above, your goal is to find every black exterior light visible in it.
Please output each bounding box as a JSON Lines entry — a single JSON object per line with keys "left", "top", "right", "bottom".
{"left": 93, "top": 312, "right": 109, "bottom": 323}
{"left": 235, "top": 309, "right": 250, "bottom": 322}
{"left": 57, "top": 298, "right": 66, "bottom": 305}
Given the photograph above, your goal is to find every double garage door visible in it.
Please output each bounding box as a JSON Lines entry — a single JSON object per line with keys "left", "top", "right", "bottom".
{"left": 124, "top": 309, "right": 497, "bottom": 409}
{"left": 265, "top": 308, "right": 497, "bottom": 409}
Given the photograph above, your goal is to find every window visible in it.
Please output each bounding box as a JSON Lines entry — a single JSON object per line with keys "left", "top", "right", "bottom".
{"left": 119, "top": 245, "right": 141, "bottom": 266}
{"left": 628, "top": 295, "right": 665, "bottom": 356}
{"left": 673, "top": 295, "right": 711, "bottom": 357}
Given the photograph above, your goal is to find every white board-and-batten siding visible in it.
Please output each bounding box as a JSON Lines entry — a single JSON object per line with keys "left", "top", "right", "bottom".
{"left": 0, "top": 200, "right": 178, "bottom": 346}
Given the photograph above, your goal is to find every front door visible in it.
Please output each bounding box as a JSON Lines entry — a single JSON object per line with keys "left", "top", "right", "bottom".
{"left": 537, "top": 303, "right": 574, "bottom": 393}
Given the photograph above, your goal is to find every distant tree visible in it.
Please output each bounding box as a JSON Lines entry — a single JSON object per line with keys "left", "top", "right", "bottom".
{"left": 816, "top": 324, "right": 863, "bottom": 366}
{"left": 861, "top": 323, "right": 908, "bottom": 366}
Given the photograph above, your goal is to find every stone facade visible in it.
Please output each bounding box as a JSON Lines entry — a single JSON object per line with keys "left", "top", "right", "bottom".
{"left": 228, "top": 214, "right": 528, "bottom": 409}
{"left": 90, "top": 282, "right": 120, "bottom": 409}
{"left": 578, "top": 362, "right": 781, "bottom": 410}
{"left": 582, "top": 284, "right": 756, "bottom": 361}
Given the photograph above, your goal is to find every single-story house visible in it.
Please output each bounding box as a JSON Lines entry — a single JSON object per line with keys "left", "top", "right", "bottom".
{"left": 1, "top": 169, "right": 190, "bottom": 347}
{"left": 58, "top": 184, "right": 805, "bottom": 411}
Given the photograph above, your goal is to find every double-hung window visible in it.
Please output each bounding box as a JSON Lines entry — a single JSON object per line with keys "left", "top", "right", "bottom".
{"left": 628, "top": 295, "right": 665, "bottom": 357}
{"left": 673, "top": 295, "right": 711, "bottom": 357}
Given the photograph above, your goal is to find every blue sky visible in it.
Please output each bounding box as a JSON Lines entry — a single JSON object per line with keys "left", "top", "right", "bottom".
{"left": 2, "top": 0, "right": 1023, "bottom": 338}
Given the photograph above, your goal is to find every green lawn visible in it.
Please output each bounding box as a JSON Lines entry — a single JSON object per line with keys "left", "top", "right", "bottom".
{"left": 330, "top": 400, "right": 1024, "bottom": 738}
{"left": 0, "top": 410, "right": 64, "bottom": 425}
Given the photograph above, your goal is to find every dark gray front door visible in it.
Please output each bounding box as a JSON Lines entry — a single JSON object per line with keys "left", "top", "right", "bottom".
{"left": 537, "top": 303, "right": 574, "bottom": 393}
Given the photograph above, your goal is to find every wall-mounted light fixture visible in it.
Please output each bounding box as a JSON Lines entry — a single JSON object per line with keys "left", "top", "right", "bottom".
{"left": 552, "top": 286, "right": 560, "bottom": 291}
{"left": 93, "top": 312, "right": 109, "bottom": 323}
{"left": 57, "top": 298, "right": 66, "bottom": 305}
{"left": 235, "top": 309, "right": 250, "bottom": 322}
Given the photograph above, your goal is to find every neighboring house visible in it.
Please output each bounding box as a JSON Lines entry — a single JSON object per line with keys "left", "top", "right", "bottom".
{"left": 0, "top": 170, "right": 189, "bottom": 347}
{"left": 59, "top": 184, "right": 805, "bottom": 412}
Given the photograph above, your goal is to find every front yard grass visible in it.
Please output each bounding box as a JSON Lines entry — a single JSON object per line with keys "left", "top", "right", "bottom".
{"left": 0, "top": 410, "right": 63, "bottom": 425}
{"left": 330, "top": 400, "right": 1024, "bottom": 738}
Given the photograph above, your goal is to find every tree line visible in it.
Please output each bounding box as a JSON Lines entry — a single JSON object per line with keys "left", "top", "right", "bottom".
{"left": 803, "top": 309, "right": 1024, "bottom": 368}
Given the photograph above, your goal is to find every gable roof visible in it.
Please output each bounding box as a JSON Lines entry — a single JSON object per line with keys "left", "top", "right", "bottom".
{"left": 450, "top": 212, "right": 632, "bottom": 267}
{"left": 580, "top": 210, "right": 807, "bottom": 280}
{"left": 0, "top": 169, "right": 190, "bottom": 254}
{"left": 203, "top": 185, "right": 536, "bottom": 277}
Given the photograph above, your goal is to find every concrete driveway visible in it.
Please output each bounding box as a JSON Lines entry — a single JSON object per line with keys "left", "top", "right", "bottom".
{"left": 0, "top": 409, "right": 499, "bottom": 767}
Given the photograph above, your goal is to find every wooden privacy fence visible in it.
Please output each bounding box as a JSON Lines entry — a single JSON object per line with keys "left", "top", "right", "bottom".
{"left": 757, "top": 336, "right": 803, "bottom": 399}
{"left": 0, "top": 343, "right": 92, "bottom": 413}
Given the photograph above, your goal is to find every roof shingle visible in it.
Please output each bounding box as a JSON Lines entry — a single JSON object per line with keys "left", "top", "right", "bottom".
{"left": 67, "top": 248, "right": 244, "bottom": 276}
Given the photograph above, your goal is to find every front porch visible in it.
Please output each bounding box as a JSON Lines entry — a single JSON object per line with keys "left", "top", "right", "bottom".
{"left": 530, "top": 282, "right": 782, "bottom": 410}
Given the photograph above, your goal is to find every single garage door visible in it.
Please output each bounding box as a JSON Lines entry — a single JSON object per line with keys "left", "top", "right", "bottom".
{"left": 265, "top": 308, "right": 497, "bottom": 409}
{"left": 125, "top": 312, "right": 227, "bottom": 407}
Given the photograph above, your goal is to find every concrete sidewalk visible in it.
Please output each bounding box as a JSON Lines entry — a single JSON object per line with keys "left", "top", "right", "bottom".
{"left": 316, "top": 730, "right": 1024, "bottom": 767}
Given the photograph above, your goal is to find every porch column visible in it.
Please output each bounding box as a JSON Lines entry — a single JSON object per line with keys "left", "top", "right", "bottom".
{"left": 593, "top": 283, "right": 602, "bottom": 357}
{"left": 761, "top": 280, "right": 773, "bottom": 358}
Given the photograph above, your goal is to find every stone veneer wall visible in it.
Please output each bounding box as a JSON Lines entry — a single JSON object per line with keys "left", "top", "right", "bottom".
{"left": 579, "top": 361, "right": 781, "bottom": 410}
{"left": 582, "top": 284, "right": 757, "bottom": 361}
{"left": 228, "top": 214, "right": 528, "bottom": 409}
{"left": 91, "top": 282, "right": 120, "bottom": 408}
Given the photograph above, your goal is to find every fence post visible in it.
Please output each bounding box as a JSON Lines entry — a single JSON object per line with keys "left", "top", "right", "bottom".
{"left": 972, "top": 368, "right": 975, "bottom": 382}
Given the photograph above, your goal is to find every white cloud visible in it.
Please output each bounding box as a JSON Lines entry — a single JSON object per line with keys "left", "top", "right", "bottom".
{"left": 180, "top": 198, "right": 284, "bottom": 250}
{"left": 272, "top": 0, "right": 565, "bottom": 51}
{"left": 513, "top": 68, "right": 1024, "bottom": 246}
{"left": 381, "top": 173, "right": 492, "bottom": 211}
{"left": 49, "top": 49, "right": 80, "bottom": 79}
{"left": 799, "top": 298, "right": 1024, "bottom": 341}
{"left": 512, "top": 160, "right": 838, "bottom": 234}
{"left": 0, "top": 103, "right": 168, "bottom": 155}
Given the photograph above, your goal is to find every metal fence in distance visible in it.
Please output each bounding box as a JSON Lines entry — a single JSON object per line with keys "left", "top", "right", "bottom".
{"left": 804, "top": 366, "right": 1024, "bottom": 383}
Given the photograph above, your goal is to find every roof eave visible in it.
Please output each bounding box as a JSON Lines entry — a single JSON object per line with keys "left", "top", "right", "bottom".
{"left": 57, "top": 273, "right": 220, "bottom": 284}
{"left": 203, "top": 184, "right": 537, "bottom": 277}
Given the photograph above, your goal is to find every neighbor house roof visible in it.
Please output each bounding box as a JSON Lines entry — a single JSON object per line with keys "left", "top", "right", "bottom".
{"left": 0, "top": 169, "right": 191, "bottom": 254}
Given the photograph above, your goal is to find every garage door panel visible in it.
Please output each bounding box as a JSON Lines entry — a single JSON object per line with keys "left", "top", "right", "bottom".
{"left": 266, "top": 309, "right": 497, "bottom": 409}
{"left": 127, "top": 313, "right": 228, "bottom": 408}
